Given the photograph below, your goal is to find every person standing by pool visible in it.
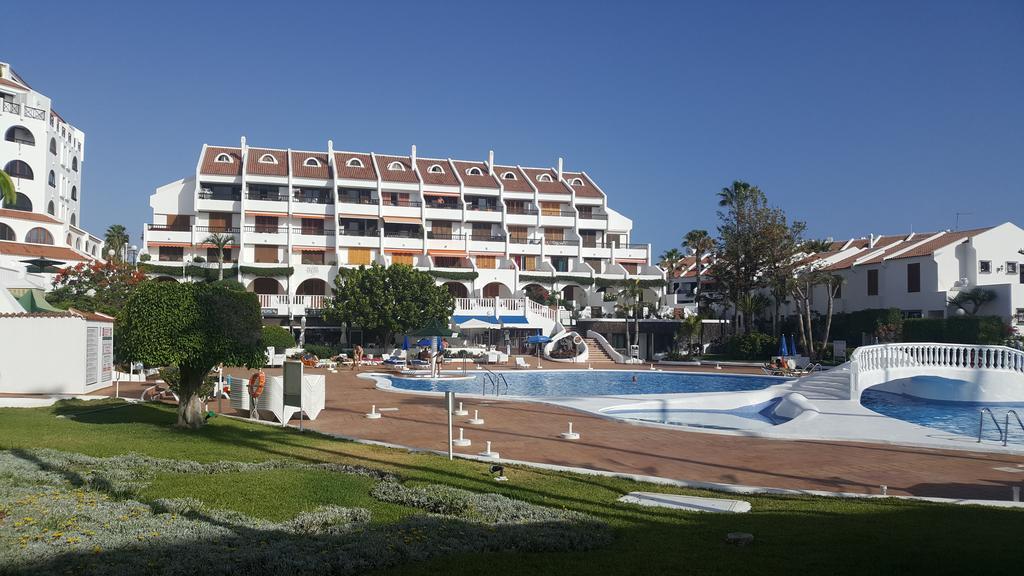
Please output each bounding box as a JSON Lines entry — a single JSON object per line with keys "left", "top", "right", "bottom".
{"left": 352, "top": 344, "right": 363, "bottom": 371}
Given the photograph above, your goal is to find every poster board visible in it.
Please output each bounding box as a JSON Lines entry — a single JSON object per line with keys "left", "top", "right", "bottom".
{"left": 283, "top": 360, "right": 303, "bottom": 407}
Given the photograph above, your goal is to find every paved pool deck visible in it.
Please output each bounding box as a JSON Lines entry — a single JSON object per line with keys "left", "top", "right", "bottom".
{"left": 88, "top": 362, "right": 1024, "bottom": 502}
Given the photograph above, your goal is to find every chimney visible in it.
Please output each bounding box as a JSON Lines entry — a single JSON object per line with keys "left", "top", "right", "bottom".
{"left": 327, "top": 139, "right": 334, "bottom": 156}
{"left": 487, "top": 150, "right": 494, "bottom": 174}
{"left": 410, "top": 144, "right": 417, "bottom": 167}
{"left": 557, "top": 157, "right": 563, "bottom": 180}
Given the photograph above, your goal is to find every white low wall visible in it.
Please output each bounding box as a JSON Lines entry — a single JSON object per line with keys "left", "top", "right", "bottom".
{"left": 0, "top": 316, "right": 108, "bottom": 395}
{"left": 851, "top": 343, "right": 1024, "bottom": 402}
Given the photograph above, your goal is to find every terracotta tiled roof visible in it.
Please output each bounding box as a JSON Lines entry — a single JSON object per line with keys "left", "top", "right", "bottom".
{"left": 563, "top": 171, "right": 603, "bottom": 198}
{"left": 886, "top": 228, "right": 989, "bottom": 261}
{"left": 334, "top": 152, "right": 377, "bottom": 182}
{"left": 375, "top": 155, "right": 418, "bottom": 184}
{"left": 290, "top": 151, "right": 331, "bottom": 179}
{"left": 0, "top": 208, "right": 61, "bottom": 224}
{"left": 200, "top": 147, "right": 242, "bottom": 176}
{"left": 0, "top": 241, "right": 92, "bottom": 262}
{"left": 247, "top": 148, "right": 288, "bottom": 176}
{"left": 492, "top": 165, "right": 533, "bottom": 192}
{"left": 452, "top": 161, "right": 498, "bottom": 189}
{"left": 521, "top": 168, "right": 571, "bottom": 194}
{"left": 0, "top": 77, "right": 28, "bottom": 91}
{"left": 416, "top": 158, "right": 459, "bottom": 187}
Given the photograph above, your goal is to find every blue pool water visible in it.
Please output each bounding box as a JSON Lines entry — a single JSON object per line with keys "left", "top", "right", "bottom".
{"left": 386, "top": 370, "right": 783, "bottom": 397}
{"left": 861, "top": 389, "right": 1024, "bottom": 442}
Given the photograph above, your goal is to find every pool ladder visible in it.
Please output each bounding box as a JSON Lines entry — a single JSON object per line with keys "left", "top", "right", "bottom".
{"left": 478, "top": 365, "right": 510, "bottom": 396}
{"left": 977, "top": 408, "right": 1024, "bottom": 446}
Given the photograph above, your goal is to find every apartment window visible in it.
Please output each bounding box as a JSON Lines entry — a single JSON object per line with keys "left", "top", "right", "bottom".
{"left": 551, "top": 256, "right": 569, "bottom": 272}
{"left": 907, "top": 262, "right": 920, "bottom": 293}
{"left": 979, "top": 260, "right": 991, "bottom": 274}
{"left": 585, "top": 258, "right": 602, "bottom": 273}
{"left": 1016, "top": 309, "right": 1024, "bottom": 324}
{"left": 471, "top": 223, "right": 492, "bottom": 240}
{"left": 159, "top": 246, "right": 183, "bottom": 262}
{"left": 391, "top": 252, "right": 414, "bottom": 266}
{"left": 207, "top": 247, "right": 233, "bottom": 262}
{"left": 544, "top": 228, "right": 564, "bottom": 243}
{"left": 347, "top": 248, "right": 371, "bottom": 265}
{"left": 0, "top": 223, "right": 15, "bottom": 241}
{"left": 577, "top": 206, "right": 593, "bottom": 219}
{"left": 301, "top": 218, "right": 324, "bottom": 235}
{"left": 508, "top": 226, "right": 528, "bottom": 243}
{"left": 254, "top": 245, "right": 279, "bottom": 263}
{"left": 4, "top": 125, "right": 34, "bottom": 145}
{"left": 515, "top": 255, "right": 538, "bottom": 271}
{"left": 338, "top": 188, "right": 373, "bottom": 204}
{"left": 580, "top": 230, "right": 597, "bottom": 247}
{"left": 301, "top": 251, "right": 325, "bottom": 265}
{"left": 606, "top": 234, "right": 623, "bottom": 248}
{"left": 505, "top": 200, "right": 529, "bottom": 214}
{"left": 167, "top": 214, "right": 190, "bottom": 231}
{"left": 540, "top": 202, "right": 562, "bottom": 217}
{"left": 620, "top": 262, "right": 638, "bottom": 274}
{"left": 902, "top": 310, "right": 923, "bottom": 319}
{"left": 476, "top": 256, "right": 496, "bottom": 269}
{"left": 254, "top": 216, "right": 278, "bottom": 233}
{"left": 1007, "top": 262, "right": 1018, "bottom": 275}
{"left": 434, "top": 256, "right": 461, "bottom": 268}
{"left": 867, "top": 269, "right": 879, "bottom": 296}
{"left": 207, "top": 212, "right": 232, "bottom": 232}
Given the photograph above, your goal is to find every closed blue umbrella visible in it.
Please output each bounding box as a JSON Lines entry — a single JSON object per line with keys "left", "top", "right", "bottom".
{"left": 402, "top": 335, "right": 410, "bottom": 350}
{"left": 417, "top": 338, "right": 432, "bottom": 347}
{"left": 778, "top": 336, "right": 789, "bottom": 357}
{"left": 789, "top": 334, "right": 798, "bottom": 356}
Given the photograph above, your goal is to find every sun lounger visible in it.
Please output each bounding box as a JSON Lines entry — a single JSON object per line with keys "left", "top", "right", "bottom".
{"left": 515, "top": 357, "right": 530, "bottom": 369}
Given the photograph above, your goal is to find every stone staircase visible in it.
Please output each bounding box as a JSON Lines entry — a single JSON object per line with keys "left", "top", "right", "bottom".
{"left": 583, "top": 338, "right": 615, "bottom": 363}
{"left": 788, "top": 363, "right": 852, "bottom": 400}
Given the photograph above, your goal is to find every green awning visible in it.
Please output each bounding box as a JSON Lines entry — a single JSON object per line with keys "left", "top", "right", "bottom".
{"left": 15, "top": 289, "right": 62, "bottom": 313}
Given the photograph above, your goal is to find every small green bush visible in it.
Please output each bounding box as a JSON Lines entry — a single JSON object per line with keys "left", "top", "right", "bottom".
{"left": 723, "top": 332, "right": 775, "bottom": 360}
{"left": 138, "top": 253, "right": 152, "bottom": 262}
{"left": 209, "top": 279, "right": 245, "bottom": 291}
{"left": 261, "top": 325, "right": 296, "bottom": 350}
{"left": 303, "top": 344, "right": 335, "bottom": 359}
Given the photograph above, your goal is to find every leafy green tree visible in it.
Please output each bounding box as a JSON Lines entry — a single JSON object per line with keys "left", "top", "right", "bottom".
{"left": 203, "top": 233, "right": 233, "bottom": 281}
{"left": 48, "top": 261, "right": 147, "bottom": 316}
{"left": 324, "top": 263, "right": 454, "bottom": 347}
{"left": 261, "top": 325, "right": 296, "bottom": 350}
{"left": 948, "top": 287, "right": 996, "bottom": 316}
{"left": 0, "top": 169, "right": 15, "bottom": 206}
{"left": 104, "top": 224, "right": 130, "bottom": 261}
{"left": 117, "top": 281, "right": 265, "bottom": 428}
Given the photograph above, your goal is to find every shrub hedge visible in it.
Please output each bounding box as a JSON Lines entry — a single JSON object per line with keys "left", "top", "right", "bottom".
{"left": 261, "top": 325, "right": 296, "bottom": 350}
{"left": 723, "top": 332, "right": 775, "bottom": 360}
{"left": 903, "top": 316, "right": 1006, "bottom": 345}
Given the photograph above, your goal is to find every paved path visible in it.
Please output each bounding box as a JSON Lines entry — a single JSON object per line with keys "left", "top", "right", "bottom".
{"left": 93, "top": 364, "right": 1024, "bottom": 501}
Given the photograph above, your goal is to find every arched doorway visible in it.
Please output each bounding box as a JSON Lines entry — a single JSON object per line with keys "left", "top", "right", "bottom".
{"left": 560, "top": 284, "right": 587, "bottom": 307}
{"left": 482, "top": 281, "right": 512, "bottom": 299}
{"left": 296, "top": 278, "right": 328, "bottom": 295}
{"left": 443, "top": 282, "right": 468, "bottom": 298}
{"left": 249, "top": 278, "right": 284, "bottom": 295}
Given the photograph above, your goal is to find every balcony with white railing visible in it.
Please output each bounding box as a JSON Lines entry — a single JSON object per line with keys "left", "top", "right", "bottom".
{"left": 454, "top": 297, "right": 559, "bottom": 325}
{"left": 467, "top": 234, "right": 506, "bottom": 254}
{"left": 850, "top": 343, "right": 1024, "bottom": 402}
{"left": 144, "top": 224, "right": 193, "bottom": 245}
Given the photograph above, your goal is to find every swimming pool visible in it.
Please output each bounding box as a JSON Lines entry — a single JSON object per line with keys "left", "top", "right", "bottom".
{"left": 861, "top": 388, "right": 1024, "bottom": 443}
{"left": 385, "top": 370, "right": 784, "bottom": 397}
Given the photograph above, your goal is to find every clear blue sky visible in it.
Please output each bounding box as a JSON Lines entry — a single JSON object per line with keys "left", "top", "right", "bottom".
{"left": 6, "top": 1, "right": 1022, "bottom": 257}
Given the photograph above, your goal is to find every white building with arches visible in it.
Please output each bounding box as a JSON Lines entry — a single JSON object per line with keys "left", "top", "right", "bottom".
{"left": 143, "top": 137, "right": 663, "bottom": 342}
{"left": 0, "top": 62, "right": 102, "bottom": 279}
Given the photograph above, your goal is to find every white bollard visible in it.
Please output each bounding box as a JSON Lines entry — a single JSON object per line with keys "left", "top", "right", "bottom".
{"left": 1013, "top": 486, "right": 1021, "bottom": 502}
{"left": 467, "top": 409, "right": 485, "bottom": 425}
{"left": 453, "top": 401, "right": 468, "bottom": 416}
{"left": 478, "top": 441, "right": 499, "bottom": 458}
{"left": 560, "top": 421, "right": 580, "bottom": 440}
{"left": 880, "top": 485, "right": 888, "bottom": 496}
{"left": 365, "top": 404, "right": 382, "bottom": 419}
{"left": 453, "top": 427, "right": 472, "bottom": 447}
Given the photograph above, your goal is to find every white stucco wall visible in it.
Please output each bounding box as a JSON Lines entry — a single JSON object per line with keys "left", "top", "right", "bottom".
{"left": 0, "top": 316, "right": 111, "bottom": 394}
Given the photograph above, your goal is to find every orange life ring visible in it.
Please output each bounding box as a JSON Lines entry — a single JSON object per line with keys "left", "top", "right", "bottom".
{"left": 248, "top": 371, "right": 266, "bottom": 399}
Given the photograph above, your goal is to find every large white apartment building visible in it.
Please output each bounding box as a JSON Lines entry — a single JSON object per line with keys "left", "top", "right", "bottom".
{"left": 0, "top": 61, "right": 103, "bottom": 278}
{"left": 143, "top": 138, "right": 663, "bottom": 341}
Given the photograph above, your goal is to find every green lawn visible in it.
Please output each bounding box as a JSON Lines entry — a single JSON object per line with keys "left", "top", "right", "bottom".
{"left": 2, "top": 399, "right": 1023, "bottom": 575}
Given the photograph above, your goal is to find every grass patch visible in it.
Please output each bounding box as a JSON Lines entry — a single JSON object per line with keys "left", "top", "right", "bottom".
{"left": 140, "top": 469, "right": 415, "bottom": 524}
{"left": 2, "top": 400, "right": 1023, "bottom": 574}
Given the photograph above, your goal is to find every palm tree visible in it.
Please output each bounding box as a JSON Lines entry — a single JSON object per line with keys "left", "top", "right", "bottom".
{"left": 658, "top": 248, "right": 683, "bottom": 271}
{"left": 0, "top": 169, "right": 16, "bottom": 207}
{"left": 682, "top": 229, "right": 714, "bottom": 310}
{"left": 104, "top": 224, "right": 129, "bottom": 262}
{"left": 614, "top": 279, "right": 644, "bottom": 361}
{"left": 204, "top": 233, "right": 233, "bottom": 281}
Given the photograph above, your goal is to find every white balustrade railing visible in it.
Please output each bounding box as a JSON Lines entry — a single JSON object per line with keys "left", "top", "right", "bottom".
{"left": 257, "top": 294, "right": 328, "bottom": 309}
{"left": 453, "top": 297, "right": 558, "bottom": 322}
{"left": 849, "top": 342, "right": 1024, "bottom": 400}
